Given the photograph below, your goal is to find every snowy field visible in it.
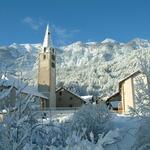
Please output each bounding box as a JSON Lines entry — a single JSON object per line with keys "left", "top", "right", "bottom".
{"left": 108, "top": 114, "right": 139, "bottom": 150}
{"left": 0, "top": 100, "right": 145, "bottom": 150}
{"left": 39, "top": 111, "right": 74, "bottom": 124}
{"left": 38, "top": 111, "right": 140, "bottom": 150}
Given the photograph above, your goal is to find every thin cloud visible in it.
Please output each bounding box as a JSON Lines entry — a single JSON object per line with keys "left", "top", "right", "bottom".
{"left": 22, "top": 17, "right": 45, "bottom": 31}
{"left": 52, "top": 25, "right": 80, "bottom": 45}
{"left": 21, "top": 19, "right": 80, "bottom": 45}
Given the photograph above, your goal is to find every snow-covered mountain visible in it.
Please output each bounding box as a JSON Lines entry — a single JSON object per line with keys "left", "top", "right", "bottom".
{"left": 1, "top": 38, "right": 150, "bottom": 97}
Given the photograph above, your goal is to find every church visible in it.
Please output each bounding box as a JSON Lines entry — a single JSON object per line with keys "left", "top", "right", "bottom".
{"left": 0, "top": 25, "right": 85, "bottom": 110}
{"left": 37, "top": 25, "right": 85, "bottom": 109}
{"left": 1, "top": 25, "right": 147, "bottom": 113}
{"left": 38, "top": 24, "right": 56, "bottom": 108}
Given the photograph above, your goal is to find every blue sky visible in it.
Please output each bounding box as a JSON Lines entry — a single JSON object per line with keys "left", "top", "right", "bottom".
{"left": 0, "top": 0, "right": 150, "bottom": 46}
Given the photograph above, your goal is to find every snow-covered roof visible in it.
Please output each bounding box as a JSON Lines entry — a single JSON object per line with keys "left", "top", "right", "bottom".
{"left": 119, "top": 71, "right": 141, "bottom": 85}
{"left": 56, "top": 87, "right": 84, "bottom": 101}
{"left": 21, "top": 86, "right": 48, "bottom": 99}
{"left": 107, "top": 71, "right": 141, "bottom": 103}
{"left": 80, "top": 95, "right": 93, "bottom": 103}
{"left": 43, "top": 24, "right": 53, "bottom": 50}
{"left": 81, "top": 95, "right": 93, "bottom": 100}
{"left": 0, "top": 75, "right": 48, "bottom": 99}
{"left": 107, "top": 92, "right": 120, "bottom": 102}
{"left": 1, "top": 74, "right": 8, "bottom": 80}
{"left": 0, "top": 75, "right": 25, "bottom": 88}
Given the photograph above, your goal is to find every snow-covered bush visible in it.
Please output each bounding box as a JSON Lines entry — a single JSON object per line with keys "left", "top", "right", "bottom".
{"left": 0, "top": 85, "right": 70, "bottom": 149}
{"left": 31, "top": 121, "right": 70, "bottom": 148}
{"left": 0, "top": 84, "right": 120, "bottom": 149}
{"left": 47, "top": 129, "right": 120, "bottom": 150}
{"left": 130, "top": 51, "right": 150, "bottom": 149}
{"left": 0, "top": 94, "right": 38, "bottom": 150}
{"left": 71, "top": 102, "right": 112, "bottom": 141}
{"left": 132, "top": 119, "right": 150, "bottom": 150}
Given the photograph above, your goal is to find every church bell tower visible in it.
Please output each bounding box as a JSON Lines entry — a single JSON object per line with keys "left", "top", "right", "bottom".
{"left": 38, "top": 24, "right": 56, "bottom": 108}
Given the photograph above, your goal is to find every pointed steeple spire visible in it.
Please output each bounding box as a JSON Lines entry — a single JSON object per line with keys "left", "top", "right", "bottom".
{"left": 43, "top": 24, "right": 52, "bottom": 49}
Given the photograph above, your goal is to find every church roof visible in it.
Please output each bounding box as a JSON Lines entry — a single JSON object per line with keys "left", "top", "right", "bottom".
{"left": 43, "top": 24, "right": 52, "bottom": 49}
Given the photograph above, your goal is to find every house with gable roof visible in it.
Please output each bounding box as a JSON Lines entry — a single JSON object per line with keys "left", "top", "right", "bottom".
{"left": 56, "top": 87, "right": 85, "bottom": 107}
{"left": 106, "top": 71, "right": 148, "bottom": 113}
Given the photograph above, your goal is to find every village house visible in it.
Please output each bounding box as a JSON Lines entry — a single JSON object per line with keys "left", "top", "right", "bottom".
{"left": 0, "top": 83, "right": 16, "bottom": 108}
{"left": 80, "top": 95, "right": 94, "bottom": 104}
{"left": 56, "top": 87, "right": 85, "bottom": 107}
{"left": 3, "top": 25, "right": 146, "bottom": 113}
{"left": 37, "top": 25, "right": 87, "bottom": 109}
{"left": 0, "top": 78, "right": 48, "bottom": 110}
{"left": 107, "top": 71, "right": 148, "bottom": 114}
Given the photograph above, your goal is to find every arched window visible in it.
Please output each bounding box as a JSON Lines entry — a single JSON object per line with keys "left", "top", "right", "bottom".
{"left": 52, "top": 62, "right": 55, "bottom": 68}
{"left": 51, "top": 55, "right": 55, "bottom": 61}
{"left": 43, "top": 54, "right": 46, "bottom": 60}
{"left": 44, "top": 47, "right": 46, "bottom": 53}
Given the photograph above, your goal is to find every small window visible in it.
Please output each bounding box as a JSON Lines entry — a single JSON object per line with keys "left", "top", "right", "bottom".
{"left": 50, "top": 47, "right": 55, "bottom": 53}
{"left": 69, "top": 104, "right": 73, "bottom": 107}
{"left": 52, "top": 48, "right": 55, "bottom": 53}
{"left": 43, "top": 55, "right": 46, "bottom": 59}
{"left": 59, "top": 91, "right": 62, "bottom": 95}
{"left": 51, "top": 55, "right": 55, "bottom": 61}
{"left": 70, "top": 97, "right": 73, "bottom": 100}
{"left": 52, "top": 62, "right": 55, "bottom": 68}
{"left": 44, "top": 47, "right": 46, "bottom": 53}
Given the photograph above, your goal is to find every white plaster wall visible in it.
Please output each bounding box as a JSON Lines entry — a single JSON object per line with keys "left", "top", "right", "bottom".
{"left": 122, "top": 78, "right": 134, "bottom": 113}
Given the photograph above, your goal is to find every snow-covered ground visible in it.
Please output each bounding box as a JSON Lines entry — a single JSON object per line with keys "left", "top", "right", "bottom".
{"left": 39, "top": 112, "right": 139, "bottom": 149}
{"left": 107, "top": 114, "right": 139, "bottom": 150}
{"left": 39, "top": 112, "right": 74, "bottom": 124}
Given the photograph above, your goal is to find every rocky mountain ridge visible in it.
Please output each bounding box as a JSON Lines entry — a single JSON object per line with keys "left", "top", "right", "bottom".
{"left": 0, "top": 38, "right": 150, "bottom": 96}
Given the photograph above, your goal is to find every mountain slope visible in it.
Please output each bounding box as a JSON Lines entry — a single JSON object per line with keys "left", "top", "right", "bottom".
{"left": 0, "top": 38, "right": 150, "bottom": 97}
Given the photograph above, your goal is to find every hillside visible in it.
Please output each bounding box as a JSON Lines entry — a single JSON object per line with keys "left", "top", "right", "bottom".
{"left": 0, "top": 38, "right": 150, "bottom": 97}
